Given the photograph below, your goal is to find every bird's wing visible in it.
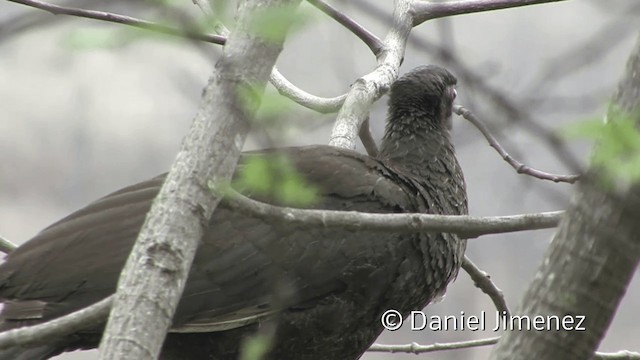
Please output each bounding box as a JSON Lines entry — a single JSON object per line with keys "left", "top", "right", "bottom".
{"left": 173, "top": 146, "right": 419, "bottom": 331}
{"left": 0, "top": 178, "right": 162, "bottom": 327}
{"left": 0, "top": 146, "right": 416, "bottom": 332}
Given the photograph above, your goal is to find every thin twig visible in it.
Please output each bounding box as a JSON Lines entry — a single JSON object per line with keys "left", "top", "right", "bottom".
{"left": 7, "top": 0, "right": 348, "bottom": 114}
{"left": 368, "top": 338, "right": 640, "bottom": 359}
{"left": 0, "top": 296, "right": 112, "bottom": 350}
{"left": 358, "top": 116, "right": 379, "bottom": 157}
{"left": 454, "top": 105, "right": 581, "bottom": 184}
{"left": 306, "top": 0, "right": 384, "bottom": 56}
{"left": 369, "top": 337, "right": 500, "bottom": 354}
{"left": 462, "top": 256, "right": 510, "bottom": 317}
{"left": 351, "top": 0, "right": 584, "bottom": 172}
{"left": 413, "top": 0, "right": 567, "bottom": 25}
{"left": 7, "top": 0, "right": 226, "bottom": 45}
{"left": 214, "top": 184, "right": 563, "bottom": 238}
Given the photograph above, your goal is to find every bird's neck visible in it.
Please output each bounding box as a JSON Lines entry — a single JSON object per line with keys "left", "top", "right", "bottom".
{"left": 378, "top": 113, "right": 455, "bottom": 180}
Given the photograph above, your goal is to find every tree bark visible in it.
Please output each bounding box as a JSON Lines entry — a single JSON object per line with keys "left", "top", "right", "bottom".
{"left": 489, "top": 34, "right": 640, "bottom": 360}
{"left": 98, "top": 1, "right": 301, "bottom": 359}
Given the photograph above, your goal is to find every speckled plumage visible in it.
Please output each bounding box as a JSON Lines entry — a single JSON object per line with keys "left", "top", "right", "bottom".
{"left": 0, "top": 65, "right": 467, "bottom": 360}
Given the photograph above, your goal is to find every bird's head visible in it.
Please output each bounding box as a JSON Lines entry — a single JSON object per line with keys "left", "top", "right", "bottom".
{"left": 387, "top": 65, "right": 458, "bottom": 130}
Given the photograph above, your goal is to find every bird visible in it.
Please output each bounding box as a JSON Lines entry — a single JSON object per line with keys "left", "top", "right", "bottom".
{"left": 0, "top": 64, "right": 467, "bottom": 360}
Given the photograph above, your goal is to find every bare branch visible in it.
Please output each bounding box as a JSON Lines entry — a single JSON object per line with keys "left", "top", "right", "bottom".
{"left": 413, "top": 0, "right": 567, "bottom": 25}
{"left": 368, "top": 338, "right": 639, "bottom": 359}
{"left": 216, "top": 185, "right": 563, "bottom": 238}
{"left": 7, "top": 0, "right": 226, "bottom": 44}
{"left": 0, "top": 297, "right": 112, "bottom": 350}
{"left": 269, "top": 67, "right": 346, "bottom": 113}
{"left": 329, "top": 0, "right": 412, "bottom": 149}
{"left": 462, "top": 256, "right": 510, "bottom": 317}
{"left": 369, "top": 337, "right": 500, "bottom": 354}
{"left": 358, "top": 116, "right": 379, "bottom": 157}
{"left": 97, "top": 1, "right": 302, "bottom": 358}
{"left": 7, "top": 0, "right": 348, "bottom": 114}
{"left": 0, "top": 235, "right": 17, "bottom": 255}
{"left": 455, "top": 105, "right": 581, "bottom": 184}
{"left": 307, "top": 0, "right": 384, "bottom": 56}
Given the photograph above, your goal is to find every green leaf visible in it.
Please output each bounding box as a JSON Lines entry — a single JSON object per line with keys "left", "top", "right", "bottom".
{"left": 248, "top": 4, "right": 314, "bottom": 43}
{"left": 562, "top": 107, "right": 640, "bottom": 185}
{"left": 232, "top": 154, "right": 318, "bottom": 207}
{"left": 240, "top": 334, "right": 272, "bottom": 360}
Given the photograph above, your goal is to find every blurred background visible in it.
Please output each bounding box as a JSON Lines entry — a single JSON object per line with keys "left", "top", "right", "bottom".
{"left": 0, "top": 0, "right": 639, "bottom": 358}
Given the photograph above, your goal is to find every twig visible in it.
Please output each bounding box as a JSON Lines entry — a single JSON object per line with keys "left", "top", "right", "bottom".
{"left": 413, "top": 0, "right": 567, "bottom": 25}
{"left": 0, "top": 296, "right": 112, "bottom": 350}
{"left": 462, "top": 256, "right": 510, "bottom": 317}
{"left": 368, "top": 338, "right": 640, "bottom": 359}
{"left": 0, "top": 235, "right": 17, "bottom": 254}
{"left": 215, "top": 184, "right": 563, "bottom": 238}
{"left": 7, "top": 0, "right": 347, "bottom": 114}
{"left": 7, "top": 0, "right": 226, "bottom": 45}
{"left": 454, "top": 105, "right": 581, "bottom": 184}
{"left": 351, "top": 0, "right": 584, "bottom": 172}
{"left": 369, "top": 337, "right": 500, "bottom": 354}
{"left": 358, "top": 116, "right": 379, "bottom": 157}
{"left": 306, "top": 0, "right": 384, "bottom": 56}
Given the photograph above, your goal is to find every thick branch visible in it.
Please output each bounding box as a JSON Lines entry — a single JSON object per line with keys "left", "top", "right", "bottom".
{"left": 328, "top": 0, "right": 412, "bottom": 149}
{"left": 413, "top": 0, "right": 567, "bottom": 25}
{"left": 217, "top": 186, "right": 562, "bottom": 237}
{"left": 489, "top": 34, "right": 640, "bottom": 360}
{"left": 97, "top": 1, "right": 301, "bottom": 359}
{"left": 454, "top": 105, "right": 581, "bottom": 184}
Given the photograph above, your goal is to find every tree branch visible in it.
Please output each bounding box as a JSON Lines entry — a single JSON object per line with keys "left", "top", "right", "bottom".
{"left": 413, "top": 0, "right": 567, "bottom": 25}
{"left": 328, "top": 0, "right": 412, "bottom": 149}
{"left": 368, "top": 338, "right": 640, "bottom": 359}
{"left": 0, "top": 297, "right": 112, "bottom": 350}
{"left": 7, "top": 0, "right": 227, "bottom": 44}
{"left": 306, "top": 0, "right": 384, "bottom": 56}
{"left": 269, "top": 67, "right": 346, "bottom": 113}
{"left": 215, "top": 185, "right": 562, "bottom": 237}
{"left": 462, "top": 256, "right": 510, "bottom": 317}
{"left": 489, "top": 34, "right": 640, "bottom": 360}
{"left": 358, "top": 116, "right": 379, "bottom": 157}
{"left": 369, "top": 337, "right": 500, "bottom": 354}
{"left": 97, "top": 1, "right": 302, "bottom": 359}
{"left": 7, "top": 0, "right": 349, "bottom": 114}
{"left": 454, "top": 105, "right": 581, "bottom": 184}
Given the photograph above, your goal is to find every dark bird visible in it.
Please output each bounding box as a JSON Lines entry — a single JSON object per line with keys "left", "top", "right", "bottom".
{"left": 0, "top": 65, "right": 467, "bottom": 360}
